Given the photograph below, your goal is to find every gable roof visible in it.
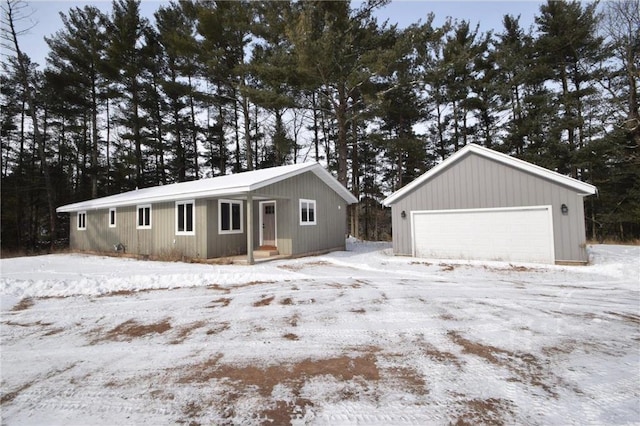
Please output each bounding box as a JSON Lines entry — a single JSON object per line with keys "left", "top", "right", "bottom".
{"left": 57, "top": 162, "right": 357, "bottom": 213}
{"left": 383, "top": 144, "right": 597, "bottom": 206}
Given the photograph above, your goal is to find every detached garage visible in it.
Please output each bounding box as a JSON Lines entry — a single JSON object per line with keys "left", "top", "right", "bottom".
{"left": 382, "top": 144, "right": 597, "bottom": 264}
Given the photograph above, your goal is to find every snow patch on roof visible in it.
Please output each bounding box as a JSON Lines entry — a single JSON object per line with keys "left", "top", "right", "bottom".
{"left": 57, "top": 163, "right": 357, "bottom": 212}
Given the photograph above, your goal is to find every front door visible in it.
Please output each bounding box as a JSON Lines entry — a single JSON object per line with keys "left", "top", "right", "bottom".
{"left": 260, "top": 201, "right": 276, "bottom": 247}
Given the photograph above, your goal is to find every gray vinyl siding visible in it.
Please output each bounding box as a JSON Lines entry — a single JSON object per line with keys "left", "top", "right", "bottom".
{"left": 253, "top": 171, "right": 348, "bottom": 255}
{"left": 68, "top": 171, "right": 350, "bottom": 259}
{"left": 70, "top": 206, "right": 135, "bottom": 253}
{"left": 70, "top": 201, "right": 208, "bottom": 259}
{"left": 206, "top": 199, "right": 247, "bottom": 258}
{"left": 390, "top": 153, "right": 589, "bottom": 263}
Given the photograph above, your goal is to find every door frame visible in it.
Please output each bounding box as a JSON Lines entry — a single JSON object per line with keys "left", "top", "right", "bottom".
{"left": 259, "top": 200, "right": 277, "bottom": 247}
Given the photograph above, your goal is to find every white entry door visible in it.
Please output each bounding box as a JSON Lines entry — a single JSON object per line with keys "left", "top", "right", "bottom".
{"left": 260, "top": 201, "right": 277, "bottom": 247}
{"left": 411, "top": 206, "right": 555, "bottom": 264}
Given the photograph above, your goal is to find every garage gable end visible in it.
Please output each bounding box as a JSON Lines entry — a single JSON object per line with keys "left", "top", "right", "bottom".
{"left": 385, "top": 144, "right": 596, "bottom": 264}
{"left": 383, "top": 144, "right": 596, "bottom": 207}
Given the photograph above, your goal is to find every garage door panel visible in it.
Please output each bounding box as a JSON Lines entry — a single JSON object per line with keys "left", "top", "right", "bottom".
{"left": 411, "top": 206, "right": 555, "bottom": 264}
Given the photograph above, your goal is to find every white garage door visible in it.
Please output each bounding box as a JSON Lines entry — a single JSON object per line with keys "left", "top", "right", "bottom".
{"left": 411, "top": 206, "right": 555, "bottom": 264}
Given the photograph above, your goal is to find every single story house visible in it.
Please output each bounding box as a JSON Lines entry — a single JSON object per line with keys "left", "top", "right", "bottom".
{"left": 56, "top": 163, "right": 358, "bottom": 264}
{"left": 382, "top": 144, "right": 597, "bottom": 264}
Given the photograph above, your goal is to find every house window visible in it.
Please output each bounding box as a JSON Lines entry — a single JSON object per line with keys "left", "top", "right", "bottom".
{"left": 176, "top": 200, "right": 195, "bottom": 235}
{"left": 109, "top": 208, "right": 116, "bottom": 228}
{"left": 219, "top": 200, "right": 243, "bottom": 234}
{"left": 137, "top": 204, "right": 152, "bottom": 229}
{"left": 77, "top": 211, "right": 87, "bottom": 230}
{"left": 299, "top": 199, "right": 316, "bottom": 225}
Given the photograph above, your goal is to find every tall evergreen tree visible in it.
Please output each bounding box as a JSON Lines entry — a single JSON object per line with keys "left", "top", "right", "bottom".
{"left": 105, "top": 0, "right": 150, "bottom": 189}
{"left": 535, "top": 0, "right": 605, "bottom": 176}
{"left": 1, "top": 0, "right": 57, "bottom": 250}
{"left": 45, "top": 5, "right": 109, "bottom": 198}
{"left": 288, "top": 0, "right": 390, "bottom": 186}
{"left": 197, "top": 0, "right": 256, "bottom": 171}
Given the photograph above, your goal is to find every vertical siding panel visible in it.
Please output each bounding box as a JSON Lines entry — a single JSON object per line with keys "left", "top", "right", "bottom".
{"left": 207, "top": 199, "right": 247, "bottom": 258}
{"left": 389, "top": 153, "right": 591, "bottom": 262}
{"left": 469, "top": 155, "right": 479, "bottom": 208}
{"left": 254, "top": 171, "right": 348, "bottom": 256}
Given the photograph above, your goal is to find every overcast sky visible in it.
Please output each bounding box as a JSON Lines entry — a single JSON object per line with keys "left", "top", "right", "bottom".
{"left": 16, "top": 0, "right": 545, "bottom": 69}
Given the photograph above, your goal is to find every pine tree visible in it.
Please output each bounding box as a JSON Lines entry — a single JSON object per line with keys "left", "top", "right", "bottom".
{"left": 248, "top": 1, "right": 298, "bottom": 167}
{"left": 105, "top": 0, "right": 150, "bottom": 189}
{"left": 1, "top": 0, "right": 57, "bottom": 250}
{"left": 535, "top": 0, "right": 605, "bottom": 177}
{"left": 45, "top": 5, "right": 109, "bottom": 198}
{"left": 197, "top": 0, "right": 256, "bottom": 171}
{"left": 288, "top": 0, "right": 390, "bottom": 187}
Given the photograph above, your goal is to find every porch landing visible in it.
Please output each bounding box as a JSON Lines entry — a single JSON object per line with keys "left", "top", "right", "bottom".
{"left": 205, "top": 249, "right": 286, "bottom": 265}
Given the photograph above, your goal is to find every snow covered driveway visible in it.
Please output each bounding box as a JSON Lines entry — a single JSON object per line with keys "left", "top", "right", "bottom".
{"left": 1, "top": 243, "right": 639, "bottom": 425}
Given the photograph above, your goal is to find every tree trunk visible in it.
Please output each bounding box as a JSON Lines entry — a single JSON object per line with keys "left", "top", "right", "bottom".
{"left": 242, "top": 94, "right": 253, "bottom": 171}
{"left": 350, "top": 118, "right": 359, "bottom": 239}
{"left": 91, "top": 69, "right": 99, "bottom": 199}
{"left": 233, "top": 97, "right": 241, "bottom": 173}
{"left": 335, "top": 86, "right": 348, "bottom": 186}
{"left": 312, "top": 91, "right": 320, "bottom": 162}
{"left": 132, "top": 80, "right": 143, "bottom": 187}
{"left": 188, "top": 74, "right": 199, "bottom": 178}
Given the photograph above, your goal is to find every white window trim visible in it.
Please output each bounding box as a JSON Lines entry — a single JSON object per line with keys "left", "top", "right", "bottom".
{"left": 175, "top": 200, "right": 196, "bottom": 236}
{"left": 77, "top": 211, "right": 87, "bottom": 231}
{"left": 218, "top": 199, "right": 243, "bottom": 235}
{"left": 109, "top": 208, "right": 117, "bottom": 228}
{"left": 299, "top": 199, "right": 317, "bottom": 226}
{"left": 136, "top": 204, "right": 152, "bottom": 229}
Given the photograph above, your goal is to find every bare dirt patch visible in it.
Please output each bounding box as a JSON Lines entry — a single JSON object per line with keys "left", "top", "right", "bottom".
{"left": 606, "top": 311, "right": 640, "bottom": 324}
{"left": 4, "top": 320, "right": 53, "bottom": 328}
{"left": 283, "top": 333, "right": 299, "bottom": 341}
{"left": 42, "top": 327, "right": 65, "bottom": 337}
{"left": 1, "top": 364, "right": 77, "bottom": 405}
{"left": 1, "top": 382, "right": 34, "bottom": 405}
{"left": 93, "top": 318, "right": 172, "bottom": 343}
{"left": 424, "top": 344, "right": 463, "bottom": 368}
{"left": 259, "top": 398, "right": 314, "bottom": 426}
{"left": 176, "top": 354, "right": 380, "bottom": 396}
{"left": 101, "top": 289, "right": 137, "bottom": 297}
{"left": 207, "top": 281, "right": 274, "bottom": 294}
{"left": 206, "top": 322, "right": 230, "bottom": 335}
{"left": 447, "top": 331, "right": 556, "bottom": 396}
{"left": 287, "top": 314, "right": 300, "bottom": 327}
{"left": 206, "top": 298, "right": 231, "bottom": 308}
{"left": 11, "top": 297, "right": 35, "bottom": 311}
{"left": 98, "top": 288, "right": 172, "bottom": 298}
{"left": 171, "top": 321, "right": 207, "bottom": 344}
{"left": 453, "top": 397, "right": 515, "bottom": 425}
{"left": 384, "top": 366, "right": 427, "bottom": 394}
{"left": 253, "top": 296, "right": 275, "bottom": 307}
{"left": 207, "top": 284, "right": 231, "bottom": 294}
{"left": 278, "top": 261, "right": 332, "bottom": 272}
{"left": 280, "top": 297, "right": 294, "bottom": 305}
{"left": 439, "top": 312, "right": 459, "bottom": 321}
{"left": 171, "top": 349, "right": 434, "bottom": 424}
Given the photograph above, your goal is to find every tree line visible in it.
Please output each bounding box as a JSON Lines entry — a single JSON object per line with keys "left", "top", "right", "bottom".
{"left": 1, "top": 0, "right": 638, "bottom": 253}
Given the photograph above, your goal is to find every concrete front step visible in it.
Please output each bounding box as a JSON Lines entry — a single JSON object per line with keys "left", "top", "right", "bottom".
{"left": 254, "top": 249, "right": 279, "bottom": 258}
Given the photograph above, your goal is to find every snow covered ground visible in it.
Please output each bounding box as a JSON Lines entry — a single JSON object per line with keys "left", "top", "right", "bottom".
{"left": 1, "top": 242, "right": 638, "bottom": 425}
